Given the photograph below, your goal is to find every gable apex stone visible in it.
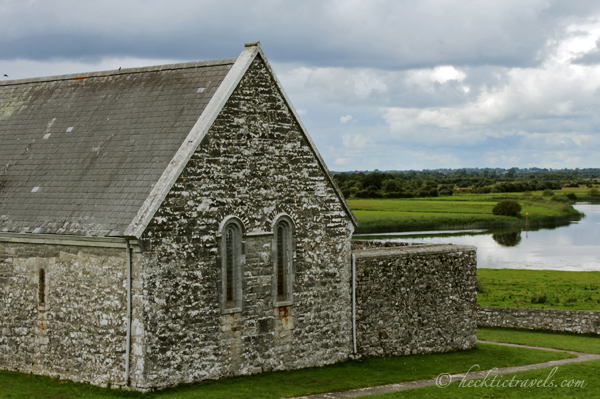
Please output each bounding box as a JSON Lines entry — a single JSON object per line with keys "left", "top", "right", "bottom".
{"left": 125, "top": 44, "right": 357, "bottom": 239}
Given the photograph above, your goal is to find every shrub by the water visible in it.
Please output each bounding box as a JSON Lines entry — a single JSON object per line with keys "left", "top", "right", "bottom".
{"left": 566, "top": 193, "right": 578, "bottom": 201}
{"left": 492, "top": 200, "right": 522, "bottom": 217}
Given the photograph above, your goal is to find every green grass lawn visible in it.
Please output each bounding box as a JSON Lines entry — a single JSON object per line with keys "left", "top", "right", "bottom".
{"left": 378, "top": 360, "right": 600, "bottom": 398}
{"left": 347, "top": 194, "right": 582, "bottom": 234}
{"left": 477, "top": 269, "right": 600, "bottom": 311}
{"left": 371, "top": 328, "right": 600, "bottom": 398}
{"left": 478, "top": 327, "right": 600, "bottom": 354}
{"left": 0, "top": 344, "right": 574, "bottom": 399}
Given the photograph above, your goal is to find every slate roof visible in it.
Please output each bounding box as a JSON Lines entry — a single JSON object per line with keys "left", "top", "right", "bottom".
{"left": 0, "top": 59, "right": 234, "bottom": 237}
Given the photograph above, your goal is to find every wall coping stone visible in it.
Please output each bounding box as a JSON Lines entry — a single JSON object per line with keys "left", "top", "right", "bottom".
{"left": 352, "top": 243, "right": 476, "bottom": 258}
{"left": 478, "top": 306, "right": 600, "bottom": 335}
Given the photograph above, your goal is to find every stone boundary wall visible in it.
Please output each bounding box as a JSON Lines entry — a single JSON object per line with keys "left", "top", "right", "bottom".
{"left": 478, "top": 306, "right": 600, "bottom": 334}
{"left": 353, "top": 241, "right": 477, "bottom": 357}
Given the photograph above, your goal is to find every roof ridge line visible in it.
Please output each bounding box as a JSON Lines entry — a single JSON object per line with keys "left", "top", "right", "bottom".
{"left": 0, "top": 58, "right": 237, "bottom": 87}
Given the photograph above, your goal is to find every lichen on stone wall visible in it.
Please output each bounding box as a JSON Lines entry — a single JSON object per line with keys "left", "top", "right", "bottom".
{"left": 0, "top": 242, "right": 128, "bottom": 387}
{"left": 353, "top": 242, "right": 477, "bottom": 357}
{"left": 138, "top": 56, "right": 353, "bottom": 390}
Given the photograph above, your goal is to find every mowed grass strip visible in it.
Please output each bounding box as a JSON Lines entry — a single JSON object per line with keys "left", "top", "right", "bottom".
{"left": 0, "top": 344, "right": 574, "bottom": 399}
{"left": 375, "top": 360, "right": 600, "bottom": 398}
{"left": 478, "top": 269, "right": 600, "bottom": 311}
{"left": 374, "top": 328, "right": 600, "bottom": 398}
{"left": 478, "top": 327, "right": 600, "bottom": 354}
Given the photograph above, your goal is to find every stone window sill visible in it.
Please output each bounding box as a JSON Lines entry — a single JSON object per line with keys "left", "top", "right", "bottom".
{"left": 222, "top": 306, "right": 242, "bottom": 314}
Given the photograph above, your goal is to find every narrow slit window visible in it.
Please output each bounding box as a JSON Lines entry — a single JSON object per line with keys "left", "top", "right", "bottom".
{"left": 225, "top": 227, "right": 235, "bottom": 302}
{"left": 221, "top": 218, "right": 244, "bottom": 312}
{"left": 38, "top": 268, "right": 46, "bottom": 305}
{"left": 273, "top": 216, "right": 294, "bottom": 305}
{"left": 276, "top": 222, "right": 288, "bottom": 298}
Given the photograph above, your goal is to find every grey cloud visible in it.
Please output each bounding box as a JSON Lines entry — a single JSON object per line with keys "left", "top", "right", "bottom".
{"left": 4, "top": 0, "right": 600, "bottom": 170}
{"left": 2, "top": 0, "right": 600, "bottom": 69}
{"left": 572, "top": 46, "right": 600, "bottom": 65}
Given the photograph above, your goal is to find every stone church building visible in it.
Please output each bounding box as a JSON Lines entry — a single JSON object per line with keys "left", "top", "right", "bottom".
{"left": 0, "top": 43, "right": 477, "bottom": 391}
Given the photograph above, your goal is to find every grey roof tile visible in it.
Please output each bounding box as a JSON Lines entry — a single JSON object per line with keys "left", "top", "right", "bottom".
{"left": 0, "top": 59, "right": 235, "bottom": 237}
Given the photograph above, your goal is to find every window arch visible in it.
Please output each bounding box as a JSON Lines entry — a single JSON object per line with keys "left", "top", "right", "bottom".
{"left": 220, "top": 217, "right": 244, "bottom": 313}
{"left": 272, "top": 215, "right": 295, "bottom": 306}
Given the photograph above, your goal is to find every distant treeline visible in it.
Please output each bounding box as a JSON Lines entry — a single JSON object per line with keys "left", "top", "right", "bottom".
{"left": 333, "top": 167, "right": 600, "bottom": 199}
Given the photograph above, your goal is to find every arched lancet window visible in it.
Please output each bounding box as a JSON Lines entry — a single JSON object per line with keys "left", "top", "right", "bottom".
{"left": 273, "top": 215, "right": 294, "bottom": 306}
{"left": 221, "top": 217, "right": 244, "bottom": 313}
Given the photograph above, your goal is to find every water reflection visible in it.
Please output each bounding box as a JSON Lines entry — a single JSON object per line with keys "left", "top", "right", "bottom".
{"left": 492, "top": 231, "right": 522, "bottom": 247}
{"left": 354, "top": 203, "right": 600, "bottom": 271}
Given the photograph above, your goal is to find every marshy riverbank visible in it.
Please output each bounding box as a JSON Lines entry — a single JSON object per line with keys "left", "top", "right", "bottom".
{"left": 349, "top": 193, "right": 584, "bottom": 234}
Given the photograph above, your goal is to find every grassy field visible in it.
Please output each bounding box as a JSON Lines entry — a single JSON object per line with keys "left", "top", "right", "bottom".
{"left": 375, "top": 328, "right": 600, "bottom": 398}
{"left": 0, "top": 344, "right": 574, "bottom": 399}
{"left": 348, "top": 192, "right": 583, "bottom": 234}
{"left": 559, "top": 186, "right": 600, "bottom": 201}
{"left": 477, "top": 269, "right": 600, "bottom": 311}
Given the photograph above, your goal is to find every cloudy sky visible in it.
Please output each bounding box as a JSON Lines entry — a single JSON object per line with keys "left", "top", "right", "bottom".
{"left": 2, "top": 0, "right": 600, "bottom": 171}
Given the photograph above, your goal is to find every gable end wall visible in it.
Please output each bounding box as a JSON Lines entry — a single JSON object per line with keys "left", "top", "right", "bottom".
{"left": 137, "top": 57, "right": 353, "bottom": 389}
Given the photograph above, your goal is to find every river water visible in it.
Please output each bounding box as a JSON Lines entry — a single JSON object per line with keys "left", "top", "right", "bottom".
{"left": 354, "top": 203, "right": 600, "bottom": 271}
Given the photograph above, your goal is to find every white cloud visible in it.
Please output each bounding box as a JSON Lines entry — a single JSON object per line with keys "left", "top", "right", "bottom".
{"left": 407, "top": 65, "right": 466, "bottom": 86}
{"left": 334, "top": 158, "right": 352, "bottom": 166}
{"left": 340, "top": 114, "right": 353, "bottom": 123}
{"left": 297, "top": 109, "right": 307, "bottom": 115}
{"left": 380, "top": 17, "right": 600, "bottom": 153}
{"left": 342, "top": 134, "right": 370, "bottom": 149}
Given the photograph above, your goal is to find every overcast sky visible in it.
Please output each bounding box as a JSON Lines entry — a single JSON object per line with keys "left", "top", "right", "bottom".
{"left": 2, "top": 0, "right": 600, "bottom": 171}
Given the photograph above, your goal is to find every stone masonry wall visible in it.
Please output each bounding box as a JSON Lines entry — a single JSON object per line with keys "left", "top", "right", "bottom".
{"left": 0, "top": 240, "right": 133, "bottom": 387}
{"left": 353, "top": 242, "right": 477, "bottom": 357}
{"left": 136, "top": 56, "right": 353, "bottom": 390}
{"left": 478, "top": 306, "right": 600, "bottom": 334}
